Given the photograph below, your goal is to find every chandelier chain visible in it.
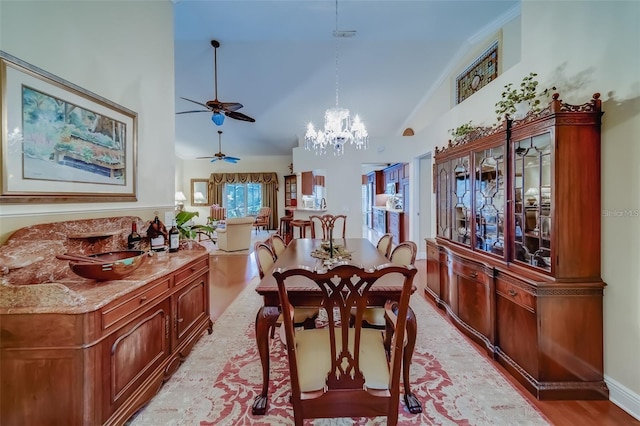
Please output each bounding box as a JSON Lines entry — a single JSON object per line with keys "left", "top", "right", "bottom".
{"left": 304, "top": 0, "right": 368, "bottom": 156}
{"left": 335, "top": 0, "right": 339, "bottom": 108}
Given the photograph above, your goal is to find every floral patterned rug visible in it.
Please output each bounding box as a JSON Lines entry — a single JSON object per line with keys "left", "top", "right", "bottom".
{"left": 128, "top": 277, "right": 550, "bottom": 426}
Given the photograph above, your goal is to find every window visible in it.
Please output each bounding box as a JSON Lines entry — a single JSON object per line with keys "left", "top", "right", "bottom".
{"left": 224, "top": 183, "right": 262, "bottom": 217}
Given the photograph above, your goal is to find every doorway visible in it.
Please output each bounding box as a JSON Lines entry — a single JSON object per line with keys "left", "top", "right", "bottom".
{"left": 415, "top": 153, "right": 432, "bottom": 259}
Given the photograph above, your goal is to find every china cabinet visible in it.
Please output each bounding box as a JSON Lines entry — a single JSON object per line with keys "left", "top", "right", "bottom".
{"left": 284, "top": 174, "right": 297, "bottom": 207}
{"left": 427, "top": 93, "right": 607, "bottom": 400}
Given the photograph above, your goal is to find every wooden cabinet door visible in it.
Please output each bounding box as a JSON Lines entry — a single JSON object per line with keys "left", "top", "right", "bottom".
{"left": 301, "top": 171, "right": 313, "bottom": 195}
{"left": 426, "top": 240, "right": 440, "bottom": 301}
{"left": 495, "top": 277, "right": 538, "bottom": 378}
{"left": 457, "top": 275, "right": 492, "bottom": 344}
{"left": 174, "top": 273, "right": 209, "bottom": 349}
{"left": 388, "top": 211, "right": 400, "bottom": 244}
{"left": 102, "top": 299, "right": 171, "bottom": 419}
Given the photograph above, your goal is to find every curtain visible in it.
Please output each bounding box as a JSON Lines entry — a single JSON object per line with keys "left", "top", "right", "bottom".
{"left": 208, "top": 172, "right": 279, "bottom": 229}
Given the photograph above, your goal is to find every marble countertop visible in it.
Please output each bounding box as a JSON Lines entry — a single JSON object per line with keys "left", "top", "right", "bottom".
{"left": 0, "top": 249, "right": 208, "bottom": 315}
{"left": 0, "top": 215, "right": 209, "bottom": 315}
{"left": 373, "top": 206, "right": 405, "bottom": 213}
{"left": 285, "top": 207, "right": 328, "bottom": 212}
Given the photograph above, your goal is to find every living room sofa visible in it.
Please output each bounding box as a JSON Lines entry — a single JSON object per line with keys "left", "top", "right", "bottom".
{"left": 215, "top": 217, "right": 255, "bottom": 251}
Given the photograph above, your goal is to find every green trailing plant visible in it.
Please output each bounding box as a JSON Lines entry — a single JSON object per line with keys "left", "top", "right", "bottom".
{"left": 494, "top": 72, "right": 556, "bottom": 121}
{"left": 175, "top": 210, "right": 216, "bottom": 240}
{"left": 449, "top": 121, "right": 476, "bottom": 139}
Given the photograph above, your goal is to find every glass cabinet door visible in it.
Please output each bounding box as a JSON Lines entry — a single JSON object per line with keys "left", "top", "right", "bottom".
{"left": 512, "top": 133, "right": 552, "bottom": 271}
{"left": 436, "top": 161, "right": 451, "bottom": 239}
{"left": 474, "top": 145, "right": 505, "bottom": 256}
{"left": 452, "top": 156, "right": 471, "bottom": 246}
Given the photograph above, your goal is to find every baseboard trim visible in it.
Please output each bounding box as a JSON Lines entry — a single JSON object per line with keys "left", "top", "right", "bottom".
{"left": 606, "top": 374, "right": 640, "bottom": 420}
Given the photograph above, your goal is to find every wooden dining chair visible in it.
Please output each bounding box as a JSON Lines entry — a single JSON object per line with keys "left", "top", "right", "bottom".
{"left": 254, "top": 241, "right": 276, "bottom": 279}
{"left": 255, "top": 241, "right": 317, "bottom": 339}
{"left": 309, "top": 214, "right": 347, "bottom": 239}
{"left": 389, "top": 241, "right": 417, "bottom": 266}
{"left": 269, "top": 233, "right": 287, "bottom": 257}
{"left": 273, "top": 263, "right": 417, "bottom": 426}
{"left": 376, "top": 233, "right": 393, "bottom": 259}
{"left": 362, "top": 240, "right": 417, "bottom": 329}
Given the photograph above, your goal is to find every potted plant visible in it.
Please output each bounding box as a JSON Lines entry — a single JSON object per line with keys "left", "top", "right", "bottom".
{"left": 449, "top": 121, "right": 476, "bottom": 141}
{"left": 494, "top": 72, "right": 555, "bottom": 121}
{"left": 175, "top": 210, "right": 216, "bottom": 241}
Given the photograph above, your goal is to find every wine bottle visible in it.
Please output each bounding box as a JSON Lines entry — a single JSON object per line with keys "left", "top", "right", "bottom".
{"left": 169, "top": 219, "right": 180, "bottom": 253}
{"left": 148, "top": 214, "right": 167, "bottom": 252}
{"left": 127, "top": 220, "right": 142, "bottom": 250}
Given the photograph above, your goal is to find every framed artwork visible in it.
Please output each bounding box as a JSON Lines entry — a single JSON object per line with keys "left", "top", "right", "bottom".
{"left": 455, "top": 41, "right": 499, "bottom": 104}
{"left": 0, "top": 51, "right": 137, "bottom": 204}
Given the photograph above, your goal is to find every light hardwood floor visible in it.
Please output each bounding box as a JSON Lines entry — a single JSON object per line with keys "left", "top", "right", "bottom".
{"left": 207, "top": 234, "right": 639, "bottom": 426}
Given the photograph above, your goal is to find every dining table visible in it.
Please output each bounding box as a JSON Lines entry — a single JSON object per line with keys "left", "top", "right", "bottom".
{"left": 252, "top": 237, "right": 423, "bottom": 415}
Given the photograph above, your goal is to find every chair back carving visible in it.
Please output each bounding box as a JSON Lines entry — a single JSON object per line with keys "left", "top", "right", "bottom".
{"left": 376, "top": 233, "right": 393, "bottom": 259}
{"left": 269, "top": 233, "right": 287, "bottom": 257}
{"left": 273, "top": 263, "right": 417, "bottom": 425}
{"left": 389, "top": 240, "right": 417, "bottom": 266}
{"left": 309, "top": 214, "right": 347, "bottom": 239}
{"left": 254, "top": 241, "right": 276, "bottom": 279}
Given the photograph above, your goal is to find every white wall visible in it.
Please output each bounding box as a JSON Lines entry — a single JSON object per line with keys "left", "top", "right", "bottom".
{"left": 0, "top": 1, "right": 175, "bottom": 239}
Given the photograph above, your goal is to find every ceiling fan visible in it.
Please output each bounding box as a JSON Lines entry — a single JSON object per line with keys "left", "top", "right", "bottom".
{"left": 197, "top": 130, "right": 240, "bottom": 163}
{"left": 177, "top": 40, "right": 255, "bottom": 125}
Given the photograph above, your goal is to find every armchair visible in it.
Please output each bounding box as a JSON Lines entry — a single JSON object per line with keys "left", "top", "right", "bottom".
{"left": 253, "top": 206, "right": 272, "bottom": 234}
{"left": 215, "top": 217, "right": 255, "bottom": 251}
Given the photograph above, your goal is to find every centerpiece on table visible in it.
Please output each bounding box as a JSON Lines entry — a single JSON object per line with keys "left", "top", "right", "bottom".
{"left": 311, "top": 227, "right": 352, "bottom": 264}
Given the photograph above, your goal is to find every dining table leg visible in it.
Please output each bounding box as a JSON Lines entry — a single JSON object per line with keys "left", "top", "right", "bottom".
{"left": 403, "top": 306, "right": 422, "bottom": 414}
{"left": 252, "top": 305, "right": 280, "bottom": 415}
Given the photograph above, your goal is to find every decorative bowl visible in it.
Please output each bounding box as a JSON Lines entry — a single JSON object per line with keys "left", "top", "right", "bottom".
{"left": 68, "top": 250, "right": 147, "bottom": 281}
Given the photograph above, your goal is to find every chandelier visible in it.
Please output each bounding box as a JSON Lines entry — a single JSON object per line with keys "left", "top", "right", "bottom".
{"left": 305, "top": 0, "right": 368, "bottom": 156}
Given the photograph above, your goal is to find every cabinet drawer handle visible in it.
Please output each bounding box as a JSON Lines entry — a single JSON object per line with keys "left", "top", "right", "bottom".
{"left": 508, "top": 289, "right": 517, "bottom": 297}
{"left": 469, "top": 272, "right": 478, "bottom": 278}
{"left": 190, "top": 266, "right": 197, "bottom": 272}
{"left": 139, "top": 296, "right": 148, "bottom": 303}
{"left": 176, "top": 318, "right": 184, "bottom": 323}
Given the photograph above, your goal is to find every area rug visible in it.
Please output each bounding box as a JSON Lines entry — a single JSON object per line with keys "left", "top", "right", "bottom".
{"left": 128, "top": 278, "right": 550, "bottom": 426}
{"left": 198, "top": 230, "right": 275, "bottom": 256}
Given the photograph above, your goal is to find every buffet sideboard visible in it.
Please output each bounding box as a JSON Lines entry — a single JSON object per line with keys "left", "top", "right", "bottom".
{"left": 0, "top": 217, "right": 212, "bottom": 425}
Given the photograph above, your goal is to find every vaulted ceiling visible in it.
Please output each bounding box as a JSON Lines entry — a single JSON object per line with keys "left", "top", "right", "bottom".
{"left": 173, "top": 0, "right": 519, "bottom": 159}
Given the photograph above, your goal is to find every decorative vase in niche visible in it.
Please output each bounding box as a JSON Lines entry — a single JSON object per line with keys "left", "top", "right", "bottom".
{"left": 513, "top": 101, "right": 530, "bottom": 119}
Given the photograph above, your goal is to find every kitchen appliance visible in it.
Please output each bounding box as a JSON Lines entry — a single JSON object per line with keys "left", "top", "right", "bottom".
{"left": 386, "top": 182, "right": 397, "bottom": 194}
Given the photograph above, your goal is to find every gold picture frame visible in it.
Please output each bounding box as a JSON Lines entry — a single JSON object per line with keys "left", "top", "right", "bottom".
{"left": 191, "top": 178, "right": 209, "bottom": 206}
{"left": 0, "top": 51, "right": 137, "bottom": 204}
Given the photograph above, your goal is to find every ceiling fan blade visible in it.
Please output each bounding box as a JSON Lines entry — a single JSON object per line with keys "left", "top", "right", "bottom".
{"left": 196, "top": 156, "right": 215, "bottom": 159}
{"left": 224, "top": 156, "right": 240, "bottom": 163}
{"left": 210, "top": 157, "right": 221, "bottom": 163}
{"left": 225, "top": 110, "right": 255, "bottom": 122}
{"left": 180, "top": 97, "right": 210, "bottom": 109}
{"left": 220, "top": 102, "right": 243, "bottom": 112}
{"left": 177, "top": 109, "right": 209, "bottom": 114}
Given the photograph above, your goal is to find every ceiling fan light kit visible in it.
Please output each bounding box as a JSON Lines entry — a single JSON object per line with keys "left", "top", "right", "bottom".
{"left": 211, "top": 112, "right": 225, "bottom": 125}
{"left": 176, "top": 39, "right": 255, "bottom": 125}
{"left": 305, "top": 0, "right": 368, "bottom": 156}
